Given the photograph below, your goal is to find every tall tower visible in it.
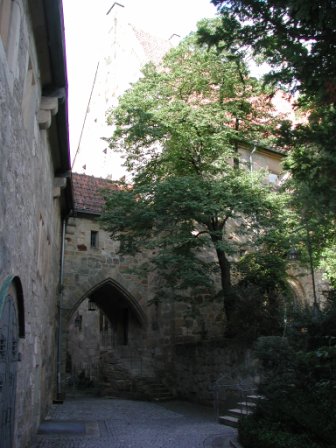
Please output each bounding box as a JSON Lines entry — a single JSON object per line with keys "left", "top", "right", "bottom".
{"left": 72, "top": 2, "right": 175, "bottom": 180}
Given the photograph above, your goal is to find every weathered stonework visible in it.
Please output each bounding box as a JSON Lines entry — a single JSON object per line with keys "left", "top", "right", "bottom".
{"left": 0, "top": 1, "right": 71, "bottom": 446}
{"left": 63, "top": 216, "right": 149, "bottom": 316}
{"left": 62, "top": 167, "right": 327, "bottom": 405}
{"left": 1, "top": 2, "right": 330, "bottom": 445}
{"left": 63, "top": 215, "right": 158, "bottom": 380}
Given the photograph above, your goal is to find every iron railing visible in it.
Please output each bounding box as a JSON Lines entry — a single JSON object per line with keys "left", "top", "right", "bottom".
{"left": 211, "top": 374, "right": 257, "bottom": 419}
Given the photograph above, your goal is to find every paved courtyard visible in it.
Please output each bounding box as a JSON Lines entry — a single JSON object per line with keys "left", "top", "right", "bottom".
{"left": 31, "top": 397, "right": 237, "bottom": 447}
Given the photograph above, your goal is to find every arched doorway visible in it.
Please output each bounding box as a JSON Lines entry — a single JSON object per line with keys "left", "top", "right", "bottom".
{"left": 65, "top": 279, "right": 148, "bottom": 395}
{"left": 287, "top": 276, "right": 306, "bottom": 306}
{"left": 0, "top": 276, "right": 24, "bottom": 448}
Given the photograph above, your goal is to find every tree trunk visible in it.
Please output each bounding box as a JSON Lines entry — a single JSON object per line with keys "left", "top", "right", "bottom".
{"left": 210, "top": 234, "right": 235, "bottom": 321}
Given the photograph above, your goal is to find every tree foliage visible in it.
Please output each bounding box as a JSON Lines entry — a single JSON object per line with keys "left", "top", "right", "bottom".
{"left": 108, "top": 29, "right": 279, "bottom": 179}
{"left": 204, "top": 0, "right": 336, "bottom": 104}
{"left": 101, "top": 24, "right": 291, "bottom": 322}
{"left": 239, "top": 306, "right": 336, "bottom": 448}
{"left": 199, "top": 1, "right": 336, "bottom": 286}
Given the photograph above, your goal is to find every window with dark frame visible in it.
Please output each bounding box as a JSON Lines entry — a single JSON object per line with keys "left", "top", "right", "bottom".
{"left": 90, "top": 230, "right": 98, "bottom": 248}
{"left": 123, "top": 309, "right": 129, "bottom": 345}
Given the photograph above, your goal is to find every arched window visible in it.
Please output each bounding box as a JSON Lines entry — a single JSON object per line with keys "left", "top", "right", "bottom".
{"left": 0, "top": 275, "right": 25, "bottom": 446}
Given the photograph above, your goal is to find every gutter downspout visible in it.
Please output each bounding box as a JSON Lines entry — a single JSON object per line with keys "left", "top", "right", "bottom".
{"left": 55, "top": 217, "right": 67, "bottom": 403}
{"left": 250, "top": 145, "right": 257, "bottom": 175}
{"left": 250, "top": 145, "right": 257, "bottom": 187}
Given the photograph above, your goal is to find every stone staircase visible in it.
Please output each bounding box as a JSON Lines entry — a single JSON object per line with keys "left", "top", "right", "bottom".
{"left": 100, "top": 350, "right": 174, "bottom": 401}
{"left": 218, "top": 394, "right": 263, "bottom": 428}
{"left": 134, "top": 376, "right": 175, "bottom": 402}
{"left": 100, "top": 356, "right": 133, "bottom": 396}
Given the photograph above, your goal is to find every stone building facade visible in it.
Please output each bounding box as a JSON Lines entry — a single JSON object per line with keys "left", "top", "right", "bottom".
{"left": 61, "top": 163, "right": 326, "bottom": 404}
{"left": 62, "top": 174, "right": 172, "bottom": 393}
{"left": 0, "top": 1, "right": 330, "bottom": 446}
{"left": 0, "top": 1, "right": 72, "bottom": 446}
{"left": 62, "top": 174, "right": 228, "bottom": 395}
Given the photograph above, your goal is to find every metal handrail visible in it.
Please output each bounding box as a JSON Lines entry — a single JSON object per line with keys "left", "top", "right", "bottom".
{"left": 211, "top": 376, "right": 256, "bottom": 419}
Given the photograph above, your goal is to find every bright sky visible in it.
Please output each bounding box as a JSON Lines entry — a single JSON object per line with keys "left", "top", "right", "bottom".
{"left": 62, "top": 0, "right": 217, "bottom": 161}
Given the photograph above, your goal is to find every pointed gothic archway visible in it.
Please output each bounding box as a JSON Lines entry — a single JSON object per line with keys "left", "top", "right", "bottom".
{"left": 287, "top": 276, "right": 306, "bottom": 306}
{"left": 65, "top": 278, "right": 149, "bottom": 395}
{"left": 70, "top": 278, "right": 147, "bottom": 327}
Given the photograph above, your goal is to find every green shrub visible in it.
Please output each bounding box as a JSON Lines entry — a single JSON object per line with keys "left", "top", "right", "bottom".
{"left": 239, "top": 314, "right": 336, "bottom": 448}
{"left": 239, "top": 416, "right": 321, "bottom": 448}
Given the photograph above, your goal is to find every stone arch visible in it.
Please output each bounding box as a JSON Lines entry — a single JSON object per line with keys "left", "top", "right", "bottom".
{"left": 64, "top": 277, "right": 149, "bottom": 391}
{"left": 287, "top": 276, "right": 306, "bottom": 305}
{"left": 0, "top": 275, "right": 24, "bottom": 338}
{"left": 0, "top": 275, "right": 24, "bottom": 447}
{"left": 68, "top": 277, "right": 147, "bottom": 327}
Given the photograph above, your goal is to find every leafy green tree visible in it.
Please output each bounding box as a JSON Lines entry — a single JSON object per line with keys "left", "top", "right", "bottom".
{"left": 101, "top": 25, "right": 290, "bottom": 321}
{"left": 199, "top": 2, "right": 336, "bottom": 286}
{"left": 203, "top": 0, "right": 336, "bottom": 104}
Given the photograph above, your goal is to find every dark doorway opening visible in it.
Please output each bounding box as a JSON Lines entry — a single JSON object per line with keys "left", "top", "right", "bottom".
{"left": 66, "top": 280, "right": 146, "bottom": 397}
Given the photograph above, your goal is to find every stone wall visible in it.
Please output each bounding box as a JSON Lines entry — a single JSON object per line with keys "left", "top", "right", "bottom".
{"left": 62, "top": 212, "right": 322, "bottom": 399}
{"left": 63, "top": 215, "right": 150, "bottom": 317}
{"left": 62, "top": 214, "right": 229, "bottom": 390}
{"left": 62, "top": 205, "right": 330, "bottom": 413}
{"left": 0, "top": 1, "right": 69, "bottom": 446}
{"left": 62, "top": 215, "right": 155, "bottom": 384}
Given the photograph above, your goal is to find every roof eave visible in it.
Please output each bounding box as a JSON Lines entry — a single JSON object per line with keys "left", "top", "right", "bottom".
{"left": 42, "top": 0, "right": 73, "bottom": 214}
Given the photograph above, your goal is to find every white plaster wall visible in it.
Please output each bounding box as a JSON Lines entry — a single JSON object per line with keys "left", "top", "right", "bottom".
{"left": 72, "top": 6, "right": 172, "bottom": 180}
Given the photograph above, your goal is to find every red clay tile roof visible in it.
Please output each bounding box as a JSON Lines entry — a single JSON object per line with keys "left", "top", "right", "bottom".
{"left": 131, "top": 25, "right": 173, "bottom": 65}
{"left": 71, "top": 173, "right": 120, "bottom": 215}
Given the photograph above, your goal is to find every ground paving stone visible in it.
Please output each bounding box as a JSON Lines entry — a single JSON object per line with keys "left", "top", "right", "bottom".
{"left": 31, "top": 398, "right": 236, "bottom": 447}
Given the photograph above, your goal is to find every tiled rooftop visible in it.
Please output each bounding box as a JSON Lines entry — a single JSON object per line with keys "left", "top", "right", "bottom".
{"left": 131, "top": 25, "right": 173, "bottom": 65}
{"left": 71, "top": 173, "right": 120, "bottom": 215}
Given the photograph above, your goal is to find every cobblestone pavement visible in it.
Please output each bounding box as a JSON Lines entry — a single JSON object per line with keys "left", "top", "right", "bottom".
{"left": 31, "top": 397, "right": 237, "bottom": 447}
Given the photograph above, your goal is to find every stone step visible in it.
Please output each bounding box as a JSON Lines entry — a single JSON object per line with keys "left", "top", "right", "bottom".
{"left": 229, "top": 437, "right": 243, "bottom": 448}
{"left": 237, "top": 401, "right": 256, "bottom": 408}
{"left": 135, "top": 377, "right": 174, "bottom": 401}
{"left": 219, "top": 398, "right": 261, "bottom": 428}
{"left": 104, "top": 374, "right": 127, "bottom": 380}
{"left": 100, "top": 355, "right": 174, "bottom": 401}
{"left": 218, "top": 415, "right": 239, "bottom": 428}
{"left": 104, "top": 368, "right": 127, "bottom": 374}
{"left": 226, "top": 408, "right": 253, "bottom": 417}
{"left": 246, "top": 394, "right": 265, "bottom": 402}
{"left": 153, "top": 396, "right": 175, "bottom": 402}
{"left": 144, "top": 383, "right": 168, "bottom": 391}
{"left": 152, "top": 393, "right": 175, "bottom": 402}
{"left": 152, "top": 391, "right": 173, "bottom": 397}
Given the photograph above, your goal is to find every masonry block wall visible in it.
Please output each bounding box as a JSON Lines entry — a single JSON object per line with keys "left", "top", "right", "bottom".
{"left": 62, "top": 210, "right": 229, "bottom": 390}
{"left": 63, "top": 170, "right": 331, "bottom": 407}
{"left": 63, "top": 216, "right": 149, "bottom": 316}
{"left": 62, "top": 215, "right": 151, "bottom": 378}
{"left": 0, "top": 1, "right": 71, "bottom": 446}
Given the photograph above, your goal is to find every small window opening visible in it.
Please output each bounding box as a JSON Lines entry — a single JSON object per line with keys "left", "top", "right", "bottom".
{"left": 74, "top": 313, "right": 82, "bottom": 331}
{"left": 0, "top": 0, "right": 12, "bottom": 51}
{"left": 90, "top": 231, "right": 98, "bottom": 248}
{"left": 123, "top": 309, "right": 129, "bottom": 345}
{"left": 0, "top": 335, "right": 6, "bottom": 358}
{"left": 268, "top": 173, "right": 279, "bottom": 184}
{"left": 12, "top": 338, "right": 17, "bottom": 358}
